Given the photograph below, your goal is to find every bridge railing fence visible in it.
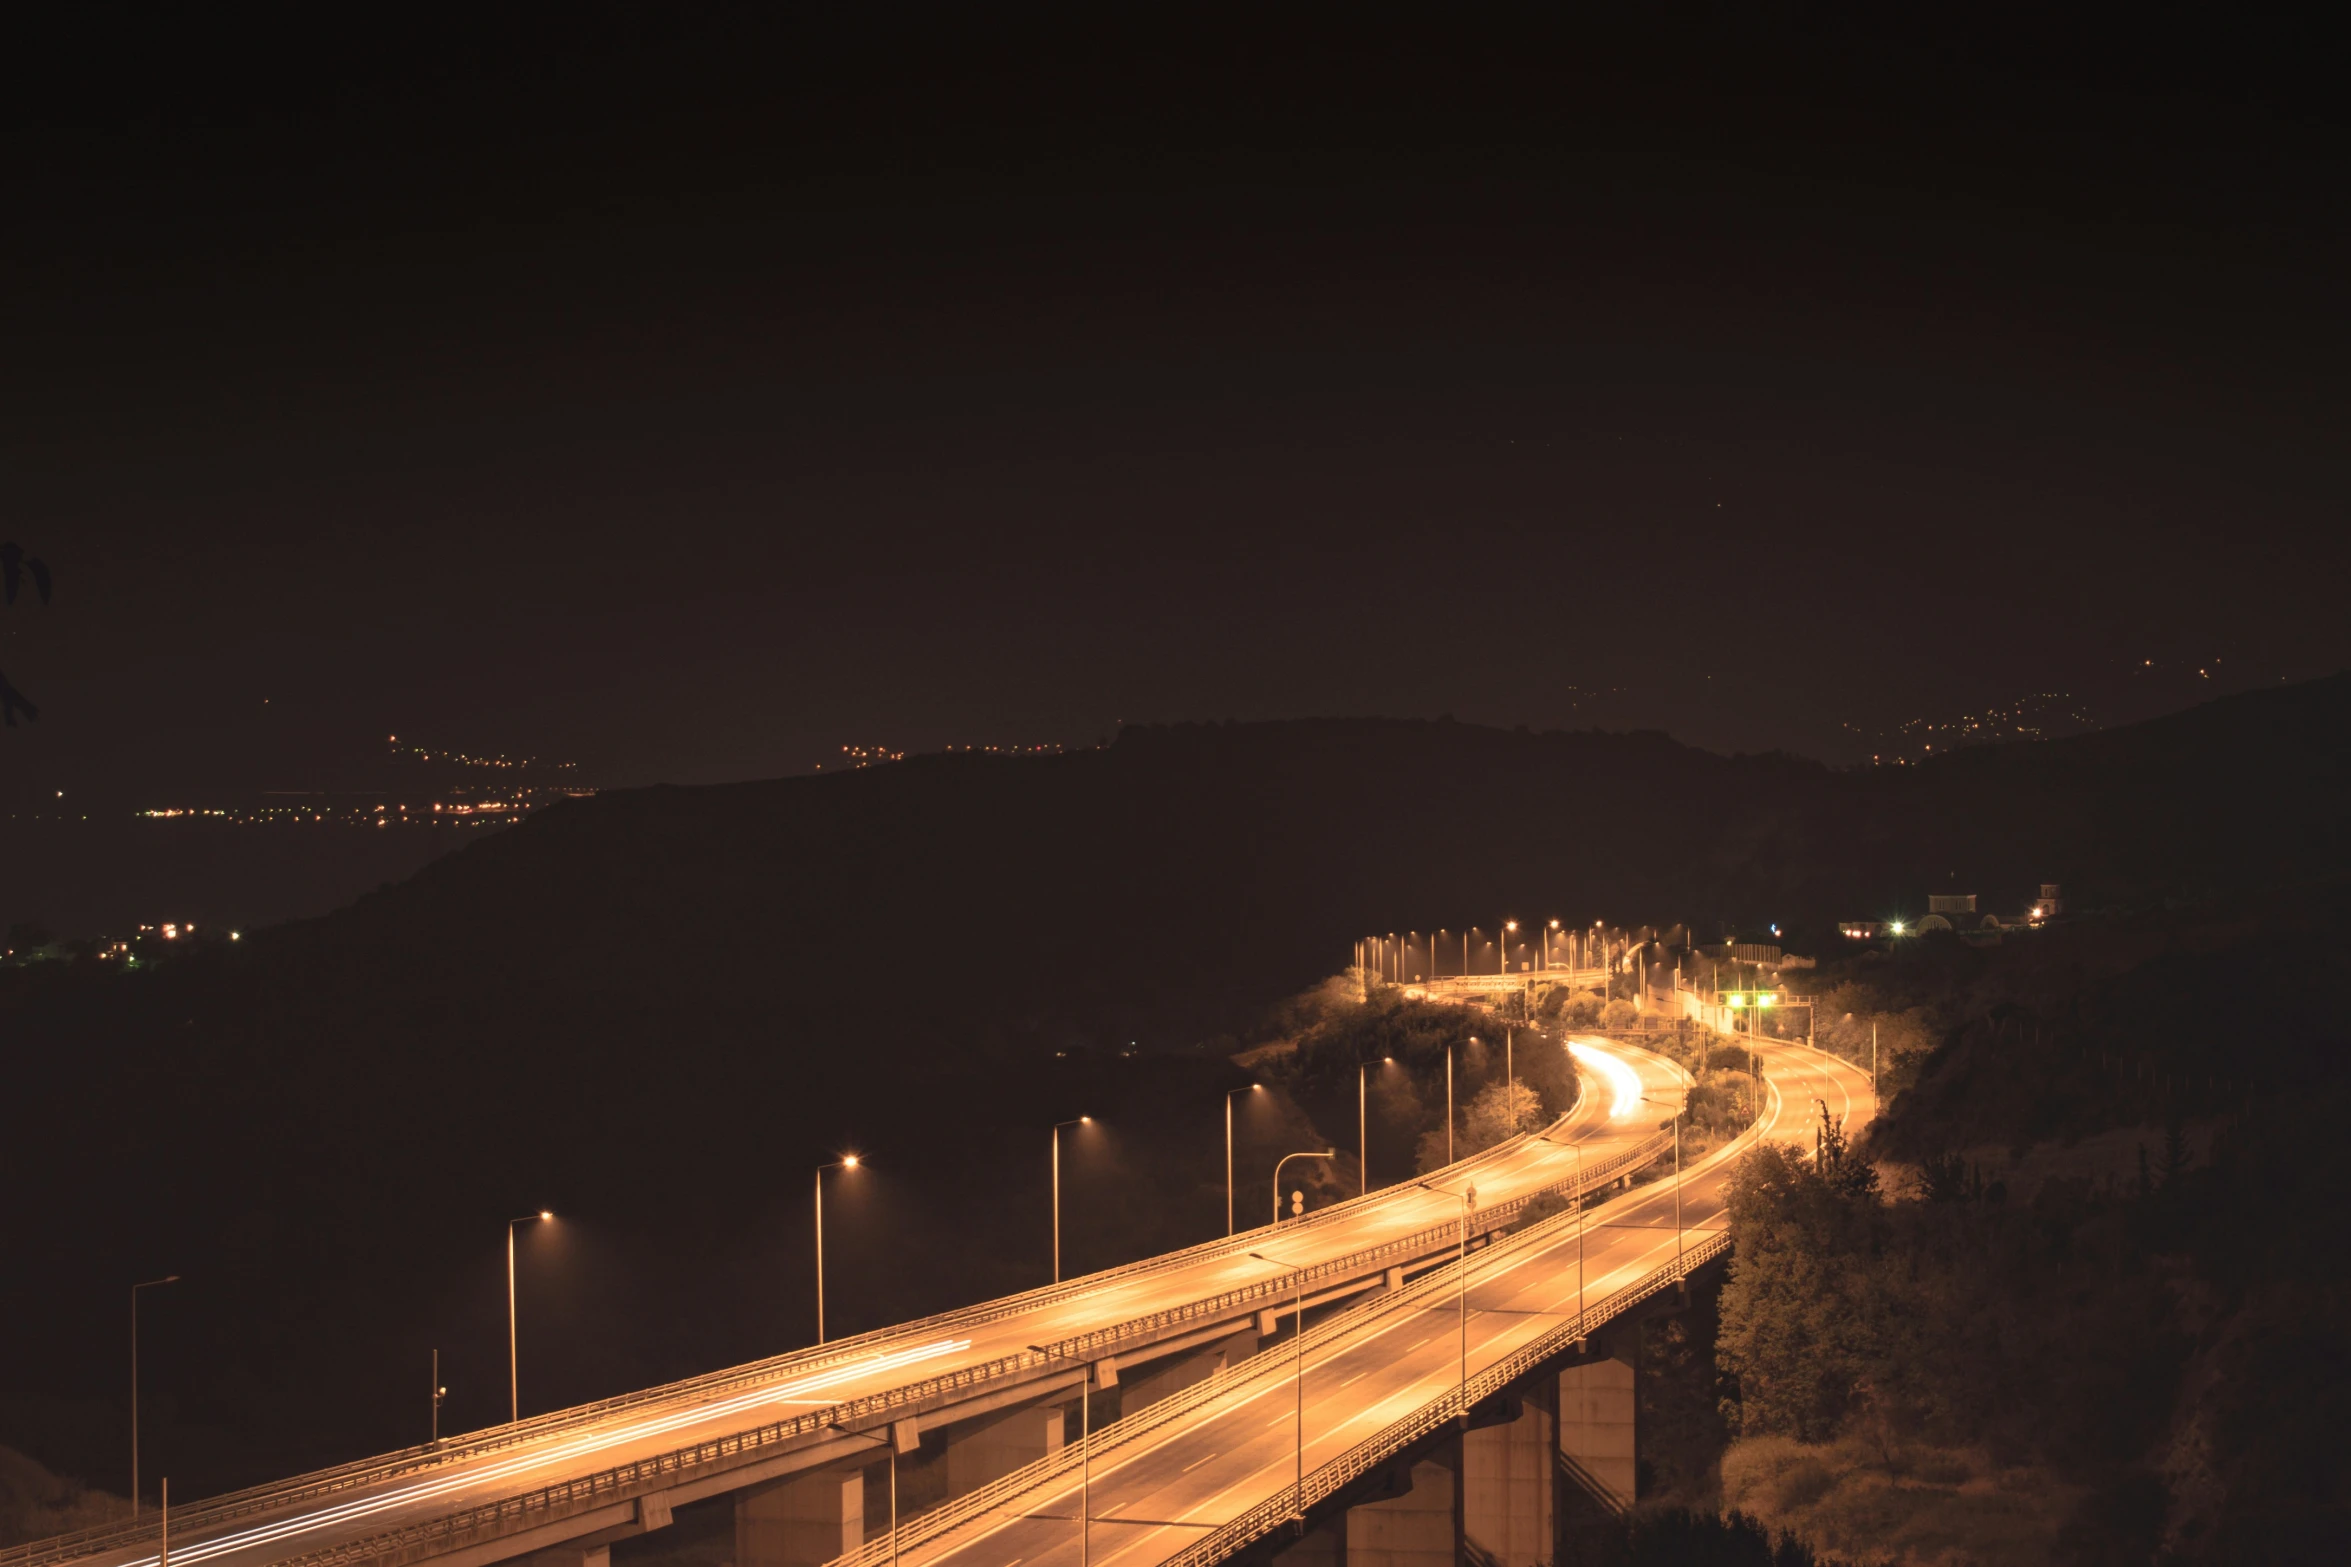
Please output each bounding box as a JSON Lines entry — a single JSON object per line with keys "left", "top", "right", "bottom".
{"left": 4, "top": 1106, "right": 1673, "bottom": 1567}
{"left": 823, "top": 1123, "right": 1701, "bottom": 1567}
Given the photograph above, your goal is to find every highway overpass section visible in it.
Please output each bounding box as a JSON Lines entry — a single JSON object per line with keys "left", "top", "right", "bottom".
{"left": 11, "top": 1037, "right": 1694, "bottom": 1567}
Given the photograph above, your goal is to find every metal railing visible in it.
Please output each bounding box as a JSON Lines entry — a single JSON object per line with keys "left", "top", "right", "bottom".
{"left": 277, "top": 1126, "right": 1680, "bottom": 1567}
{"left": 824, "top": 1122, "right": 1699, "bottom": 1567}
{"left": 1156, "top": 1233, "right": 1733, "bottom": 1567}
{"left": 834, "top": 1077, "right": 1780, "bottom": 1567}
{"left": 8, "top": 1067, "right": 1677, "bottom": 1567}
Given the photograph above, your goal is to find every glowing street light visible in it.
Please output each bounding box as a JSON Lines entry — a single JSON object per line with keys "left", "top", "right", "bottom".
{"left": 506, "top": 1211, "right": 552, "bottom": 1423}
{"left": 815, "top": 1156, "right": 862, "bottom": 1344}
{"left": 1225, "top": 1085, "right": 1263, "bottom": 1237}
{"left": 1053, "top": 1118, "right": 1091, "bottom": 1282}
{"left": 1501, "top": 918, "right": 1518, "bottom": 975}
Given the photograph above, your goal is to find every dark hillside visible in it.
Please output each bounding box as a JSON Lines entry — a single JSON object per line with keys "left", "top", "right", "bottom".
{"left": 3, "top": 679, "right": 2345, "bottom": 1505}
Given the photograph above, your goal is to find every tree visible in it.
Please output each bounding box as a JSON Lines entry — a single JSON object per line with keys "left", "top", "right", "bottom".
{"left": 1715, "top": 1136, "right": 1891, "bottom": 1442}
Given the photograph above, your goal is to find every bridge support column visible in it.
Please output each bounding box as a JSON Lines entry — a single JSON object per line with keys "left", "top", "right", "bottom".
{"left": 1464, "top": 1389, "right": 1555, "bottom": 1567}
{"left": 1118, "top": 1326, "right": 1259, "bottom": 1415}
{"left": 1345, "top": 1454, "right": 1457, "bottom": 1567}
{"left": 1557, "top": 1346, "right": 1637, "bottom": 1523}
{"left": 734, "top": 1466, "right": 863, "bottom": 1567}
{"left": 517, "top": 1547, "right": 607, "bottom": 1567}
{"left": 943, "top": 1399, "right": 1064, "bottom": 1496}
{"left": 1269, "top": 1513, "right": 1344, "bottom": 1567}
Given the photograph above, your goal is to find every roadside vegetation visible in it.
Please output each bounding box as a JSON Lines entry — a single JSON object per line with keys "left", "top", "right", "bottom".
{"left": 1255, "top": 982, "right": 1579, "bottom": 1182}
{"left": 0, "top": 1445, "right": 124, "bottom": 1549}
{"left": 1693, "top": 889, "right": 2351, "bottom": 1563}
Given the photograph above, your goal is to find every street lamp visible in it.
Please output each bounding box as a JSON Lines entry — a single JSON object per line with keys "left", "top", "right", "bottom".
{"left": 506, "top": 1211, "right": 552, "bottom": 1424}
{"left": 828, "top": 1423, "right": 902, "bottom": 1567}
{"left": 1247, "top": 1250, "right": 1311, "bottom": 1521}
{"left": 1273, "top": 1149, "right": 1336, "bottom": 1225}
{"left": 1447, "top": 1043, "right": 1458, "bottom": 1164}
{"left": 1417, "top": 1180, "right": 1477, "bottom": 1418}
{"left": 1539, "top": 1136, "right": 1589, "bottom": 1348}
{"left": 1501, "top": 919, "right": 1518, "bottom": 975}
{"left": 1027, "top": 1347, "right": 1099, "bottom": 1567}
{"left": 815, "top": 1156, "right": 862, "bottom": 1344}
{"left": 1358, "top": 1059, "right": 1392, "bottom": 1196}
{"left": 1225, "top": 1085, "right": 1263, "bottom": 1237}
{"left": 130, "top": 1275, "right": 179, "bottom": 1514}
{"left": 1053, "top": 1117, "right": 1091, "bottom": 1283}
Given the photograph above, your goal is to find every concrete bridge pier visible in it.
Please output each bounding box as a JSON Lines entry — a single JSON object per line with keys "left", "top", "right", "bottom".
{"left": 1464, "top": 1390, "right": 1555, "bottom": 1567}
{"left": 1344, "top": 1454, "right": 1458, "bottom": 1567}
{"left": 734, "top": 1467, "right": 864, "bottom": 1567}
{"left": 1557, "top": 1341, "right": 1637, "bottom": 1520}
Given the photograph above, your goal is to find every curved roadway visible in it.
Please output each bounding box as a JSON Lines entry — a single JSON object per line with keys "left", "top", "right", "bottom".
{"left": 880, "top": 1039, "right": 1876, "bottom": 1567}
{"left": 40, "top": 1035, "right": 1690, "bottom": 1567}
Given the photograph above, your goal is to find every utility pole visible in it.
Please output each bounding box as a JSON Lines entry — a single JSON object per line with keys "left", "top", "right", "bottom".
{"left": 131, "top": 1275, "right": 179, "bottom": 1515}
{"left": 1446, "top": 1045, "right": 1455, "bottom": 1164}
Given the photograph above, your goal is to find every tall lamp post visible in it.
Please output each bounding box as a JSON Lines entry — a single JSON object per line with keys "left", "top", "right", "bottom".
{"left": 815, "top": 1156, "right": 862, "bottom": 1344}
{"left": 1501, "top": 919, "right": 1517, "bottom": 975}
{"left": 1541, "top": 1136, "right": 1589, "bottom": 1346}
{"left": 1357, "top": 1058, "right": 1392, "bottom": 1196}
{"left": 507, "top": 1212, "right": 552, "bottom": 1424}
{"left": 1417, "top": 1180, "right": 1477, "bottom": 1418}
{"left": 828, "top": 1423, "right": 902, "bottom": 1567}
{"left": 131, "top": 1274, "right": 179, "bottom": 1515}
{"left": 1272, "top": 1149, "right": 1336, "bottom": 1225}
{"left": 1052, "top": 1117, "right": 1092, "bottom": 1283}
{"left": 1248, "top": 1250, "right": 1311, "bottom": 1521}
{"left": 1225, "top": 1085, "right": 1262, "bottom": 1236}
{"left": 1446, "top": 1043, "right": 1457, "bottom": 1164}
{"left": 1027, "top": 1347, "right": 1097, "bottom": 1567}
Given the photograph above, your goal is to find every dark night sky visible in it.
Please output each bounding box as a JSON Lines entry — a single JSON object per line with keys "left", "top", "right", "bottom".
{"left": 4, "top": 9, "right": 2344, "bottom": 807}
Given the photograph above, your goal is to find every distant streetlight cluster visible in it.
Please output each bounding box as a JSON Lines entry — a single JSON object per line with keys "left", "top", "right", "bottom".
{"left": 1357, "top": 919, "right": 1628, "bottom": 989}
{"left": 818, "top": 741, "right": 1068, "bottom": 772}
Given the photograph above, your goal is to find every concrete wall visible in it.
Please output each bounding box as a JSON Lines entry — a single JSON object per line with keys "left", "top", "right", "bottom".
{"left": 943, "top": 1400, "right": 1065, "bottom": 1496}
{"left": 735, "top": 1468, "right": 862, "bottom": 1567}
{"left": 1117, "top": 1326, "right": 1259, "bottom": 1415}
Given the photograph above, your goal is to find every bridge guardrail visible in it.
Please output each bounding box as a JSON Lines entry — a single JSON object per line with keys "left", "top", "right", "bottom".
{"left": 1157, "top": 1231, "right": 1733, "bottom": 1567}
{"left": 110, "top": 1125, "right": 1680, "bottom": 1567}
{"left": 823, "top": 1120, "right": 1705, "bottom": 1567}
{"left": 15, "top": 1062, "right": 1679, "bottom": 1567}
{"left": 0, "top": 1085, "right": 1636, "bottom": 1567}
{"left": 833, "top": 1076, "right": 1774, "bottom": 1567}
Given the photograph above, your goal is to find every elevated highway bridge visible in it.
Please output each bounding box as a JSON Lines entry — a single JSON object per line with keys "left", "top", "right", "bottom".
{"left": 12, "top": 1026, "right": 1871, "bottom": 1567}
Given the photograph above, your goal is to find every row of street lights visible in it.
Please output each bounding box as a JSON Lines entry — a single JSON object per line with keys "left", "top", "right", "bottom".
{"left": 129, "top": 1050, "right": 1553, "bottom": 1501}
{"left": 1361, "top": 919, "right": 1622, "bottom": 983}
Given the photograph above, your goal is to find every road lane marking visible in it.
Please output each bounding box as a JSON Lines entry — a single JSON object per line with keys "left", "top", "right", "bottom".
{"left": 1179, "top": 1452, "right": 1219, "bottom": 1473}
